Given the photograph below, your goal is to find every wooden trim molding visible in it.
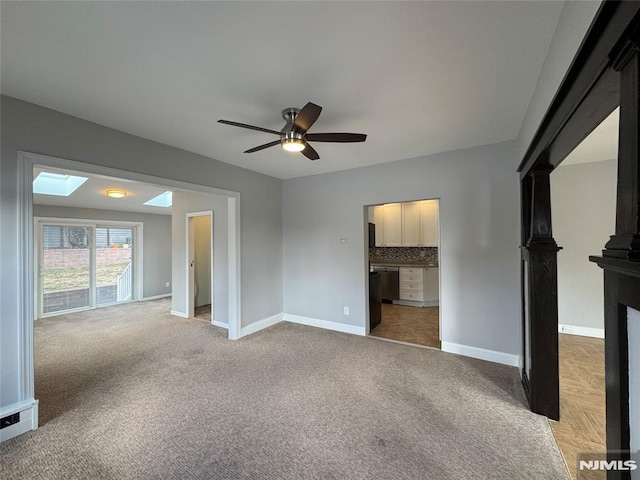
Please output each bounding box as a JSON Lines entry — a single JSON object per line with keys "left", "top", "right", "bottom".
{"left": 518, "top": 1, "right": 640, "bottom": 177}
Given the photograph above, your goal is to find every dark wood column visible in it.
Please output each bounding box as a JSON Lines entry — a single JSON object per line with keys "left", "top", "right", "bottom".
{"left": 604, "top": 37, "right": 640, "bottom": 259}
{"left": 591, "top": 33, "right": 640, "bottom": 480}
{"left": 521, "top": 164, "right": 561, "bottom": 420}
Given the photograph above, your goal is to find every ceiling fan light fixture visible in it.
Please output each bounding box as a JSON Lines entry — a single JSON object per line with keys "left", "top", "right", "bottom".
{"left": 282, "top": 138, "right": 305, "bottom": 152}
{"left": 106, "top": 189, "right": 126, "bottom": 198}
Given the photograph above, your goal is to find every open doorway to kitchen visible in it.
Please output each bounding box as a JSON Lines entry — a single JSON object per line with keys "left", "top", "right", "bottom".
{"left": 366, "top": 199, "right": 440, "bottom": 348}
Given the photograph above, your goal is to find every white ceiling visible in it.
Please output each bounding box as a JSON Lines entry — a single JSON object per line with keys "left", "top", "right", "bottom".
{"left": 33, "top": 166, "right": 173, "bottom": 215}
{"left": 2, "top": 1, "right": 566, "bottom": 179}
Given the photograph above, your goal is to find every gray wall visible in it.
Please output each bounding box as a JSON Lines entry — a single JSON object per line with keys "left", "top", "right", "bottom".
{"left": 551, "top": 159, "right": 617, "bottom": 331}
{"left": 172, "top": 190, "right": 228, "bottom": 323}
{"left": 0, "top": 95, "right": 283, "bottom": 408}
{"left": 516, "top": 1, "right": 601, "bottom": 159}
{"left": 283, "top": 141, "right": 521, "bottom": 356}
{"left": 33, "top": 205, "right": 172, "bottom": 300}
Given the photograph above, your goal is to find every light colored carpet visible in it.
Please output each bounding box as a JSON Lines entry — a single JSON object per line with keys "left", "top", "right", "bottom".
{"left": 0, "top": 299, "right": 568, "bottom": 479}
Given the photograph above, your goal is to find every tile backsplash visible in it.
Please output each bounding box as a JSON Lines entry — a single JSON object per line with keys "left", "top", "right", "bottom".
{"left": 369, "top": 247, "right": 438, "bottom": 264}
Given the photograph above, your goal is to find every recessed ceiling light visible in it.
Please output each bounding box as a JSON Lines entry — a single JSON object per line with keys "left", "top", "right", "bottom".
{"left": 106, "top": 189, "right": 126, "bottom": 198}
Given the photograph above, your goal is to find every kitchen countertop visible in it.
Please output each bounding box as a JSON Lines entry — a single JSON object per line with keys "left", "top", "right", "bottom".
{"left": 370, "top": 261, "right": 438, "bottom": 268}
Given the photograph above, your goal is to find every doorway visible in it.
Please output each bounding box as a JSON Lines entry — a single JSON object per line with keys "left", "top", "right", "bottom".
{"left": 546, "top": 110, "right": 616, "bottom": 478}
{"left": 366, "top": 199, "right": 441, "bottom": 348}
{"left": 187, "top": 212, "right": 213, "bottom": 322}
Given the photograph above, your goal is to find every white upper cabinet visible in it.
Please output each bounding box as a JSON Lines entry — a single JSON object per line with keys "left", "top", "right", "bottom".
{"left": 401, "top": 202, "right": 421, "bottom": 246}
{"left": 372, "top": 200, "right": 438, "bottom": 247}
{"left": 381, "top": 203, "right": 402, "bottom": 246}
{"left": 419, "top": 200, "right": 439, "bottom": 247}
{"left": 372, "top": 203, "right": 402, "bottom": 246}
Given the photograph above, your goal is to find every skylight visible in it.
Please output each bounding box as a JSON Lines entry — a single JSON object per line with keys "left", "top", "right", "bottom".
{"left": 144, "top": 191, "right": 173, "bottom": 207}
{"left": 33, "top": 172, "right": 88, "bottom": 196}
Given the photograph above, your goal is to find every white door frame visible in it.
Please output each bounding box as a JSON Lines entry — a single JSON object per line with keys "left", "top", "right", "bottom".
{"left": 186, "top": 211, "right": 214, "bottom": 320}
{"left": 16, "top": 151, "right": 242, "bottom": 405}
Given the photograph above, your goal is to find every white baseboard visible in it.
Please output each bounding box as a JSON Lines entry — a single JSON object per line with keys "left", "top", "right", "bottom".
{"left": 170, "top": 309, "right": 189, "bottom": 319}
{"left": 212, "top": 320, "right": 228, "bottom": 329}
{"left": 441, "top": 341, "right": 520, "bottom": 367}
{"left": 393, "top": 300, "right": 439, "bottom": 308}
{"left": 240, "top": 313, "right": 284, "bottom": 337}
{"left": 142, "top": 294, "right": 172, "bottom": 301}
{"left": 0, "top": 399, "right": 38, "bottom": 443}
{"left": 283, "top": 313, "right": 366, "bottom": 336}
{"left": 558, "top": 324, "right": 604, "bottom": 339}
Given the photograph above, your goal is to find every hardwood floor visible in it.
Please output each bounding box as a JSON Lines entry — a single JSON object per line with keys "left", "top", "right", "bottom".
{"left": 550, "top": 333, "right": 606, "bottom": 479}
{"left": 369, "top": 304, "right": 440, "bottom": 348}
{"left": 194, "top": 304, "right": 211, "bottom": 321}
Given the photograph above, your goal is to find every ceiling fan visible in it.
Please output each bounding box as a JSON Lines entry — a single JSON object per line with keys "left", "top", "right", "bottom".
{"left": 218, "top": 102, "right": 366, "bottom": 161}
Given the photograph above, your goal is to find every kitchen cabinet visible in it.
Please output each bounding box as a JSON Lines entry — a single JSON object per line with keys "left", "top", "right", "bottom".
{"left": 399, "top": 267, "right": 424, "bottom": 302}
{"left": 398, "top": 266, "right": 439, "bottom": 307}
{"left": 403, "top": 200, "right": 439, "bottom": 247}
{"left": 372, "top": 200, "right": 438, "bottom": 247}
{"left": 401, "top": 202, "right": 421, "bottom": 246}
{"left": 419, "top": 200, "right": 439, "bottom": 247}
{"left": 372, "top": 203, "right": 402, "bottom": 246}
{"left": 424, "top": 267, "right": 439, "bottom": 304}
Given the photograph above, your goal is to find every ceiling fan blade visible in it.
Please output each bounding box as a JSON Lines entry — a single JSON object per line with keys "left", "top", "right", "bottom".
{"left": 293, "top": 102, "right": 322, "bottom": 134}
{"left": 244, "top": 140, "right": 281, "bottom": 153}
{"left": 301, "top": 143, "right": 320, "bottom": 161}
{"left": 305, "top": 133, "right": 367, "bottom": 143}
{"left": 218, "top": 119, "right": 281, "bottom": 136}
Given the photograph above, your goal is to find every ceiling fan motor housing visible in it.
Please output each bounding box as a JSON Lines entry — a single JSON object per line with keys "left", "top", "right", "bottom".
{"left": 281, "top": 108, "right": 303, "bottom": 141}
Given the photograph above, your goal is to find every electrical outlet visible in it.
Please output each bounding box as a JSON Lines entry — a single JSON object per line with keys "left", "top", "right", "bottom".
{"left": 165, "top": 282, "right": 170, "bottom": 288}
{"left": 344, "top": 307, "right": 349, "bottom": 315}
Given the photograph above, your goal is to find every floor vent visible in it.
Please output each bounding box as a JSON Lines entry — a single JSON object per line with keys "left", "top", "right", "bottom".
{"left": 0, "top": 413, "right": 20, "bottom": 429}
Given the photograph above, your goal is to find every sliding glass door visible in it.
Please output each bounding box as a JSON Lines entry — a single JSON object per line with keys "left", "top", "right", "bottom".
{"left": 95, "top": 227, "right": 134, "bottom": 306}
{"left": 38, "top": 222, "right": 137, "bottom": 317}
{"left": 41, "top": 225, "right": 92, "bottom": 314}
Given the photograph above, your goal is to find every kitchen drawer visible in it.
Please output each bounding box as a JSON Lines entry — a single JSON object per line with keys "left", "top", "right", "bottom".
{"left": 400, "top": 281, "right": 422, "bottom": 291}
{"left": 399, "top": 274, "right": 422, "bottom": 283}
{"left": 400, "top": 289, "right": 424, "bottom": 301}
{"left": 399, "top": 267, "right": 424, "bottom": 275}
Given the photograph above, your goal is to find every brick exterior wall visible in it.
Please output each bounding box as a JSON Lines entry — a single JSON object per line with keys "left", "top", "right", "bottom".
{"left": 43, "top": 248, "right": 132, "bottom": 268}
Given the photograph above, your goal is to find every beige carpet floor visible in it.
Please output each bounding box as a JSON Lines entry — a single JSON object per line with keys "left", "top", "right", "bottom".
{"left": 0, "top": 299, "right": 568, "bottom": 479}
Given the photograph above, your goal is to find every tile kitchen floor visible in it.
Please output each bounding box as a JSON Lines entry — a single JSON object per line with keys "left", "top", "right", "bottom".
{"left": 370, "top": 304, "right": 440, "bottom": 349}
